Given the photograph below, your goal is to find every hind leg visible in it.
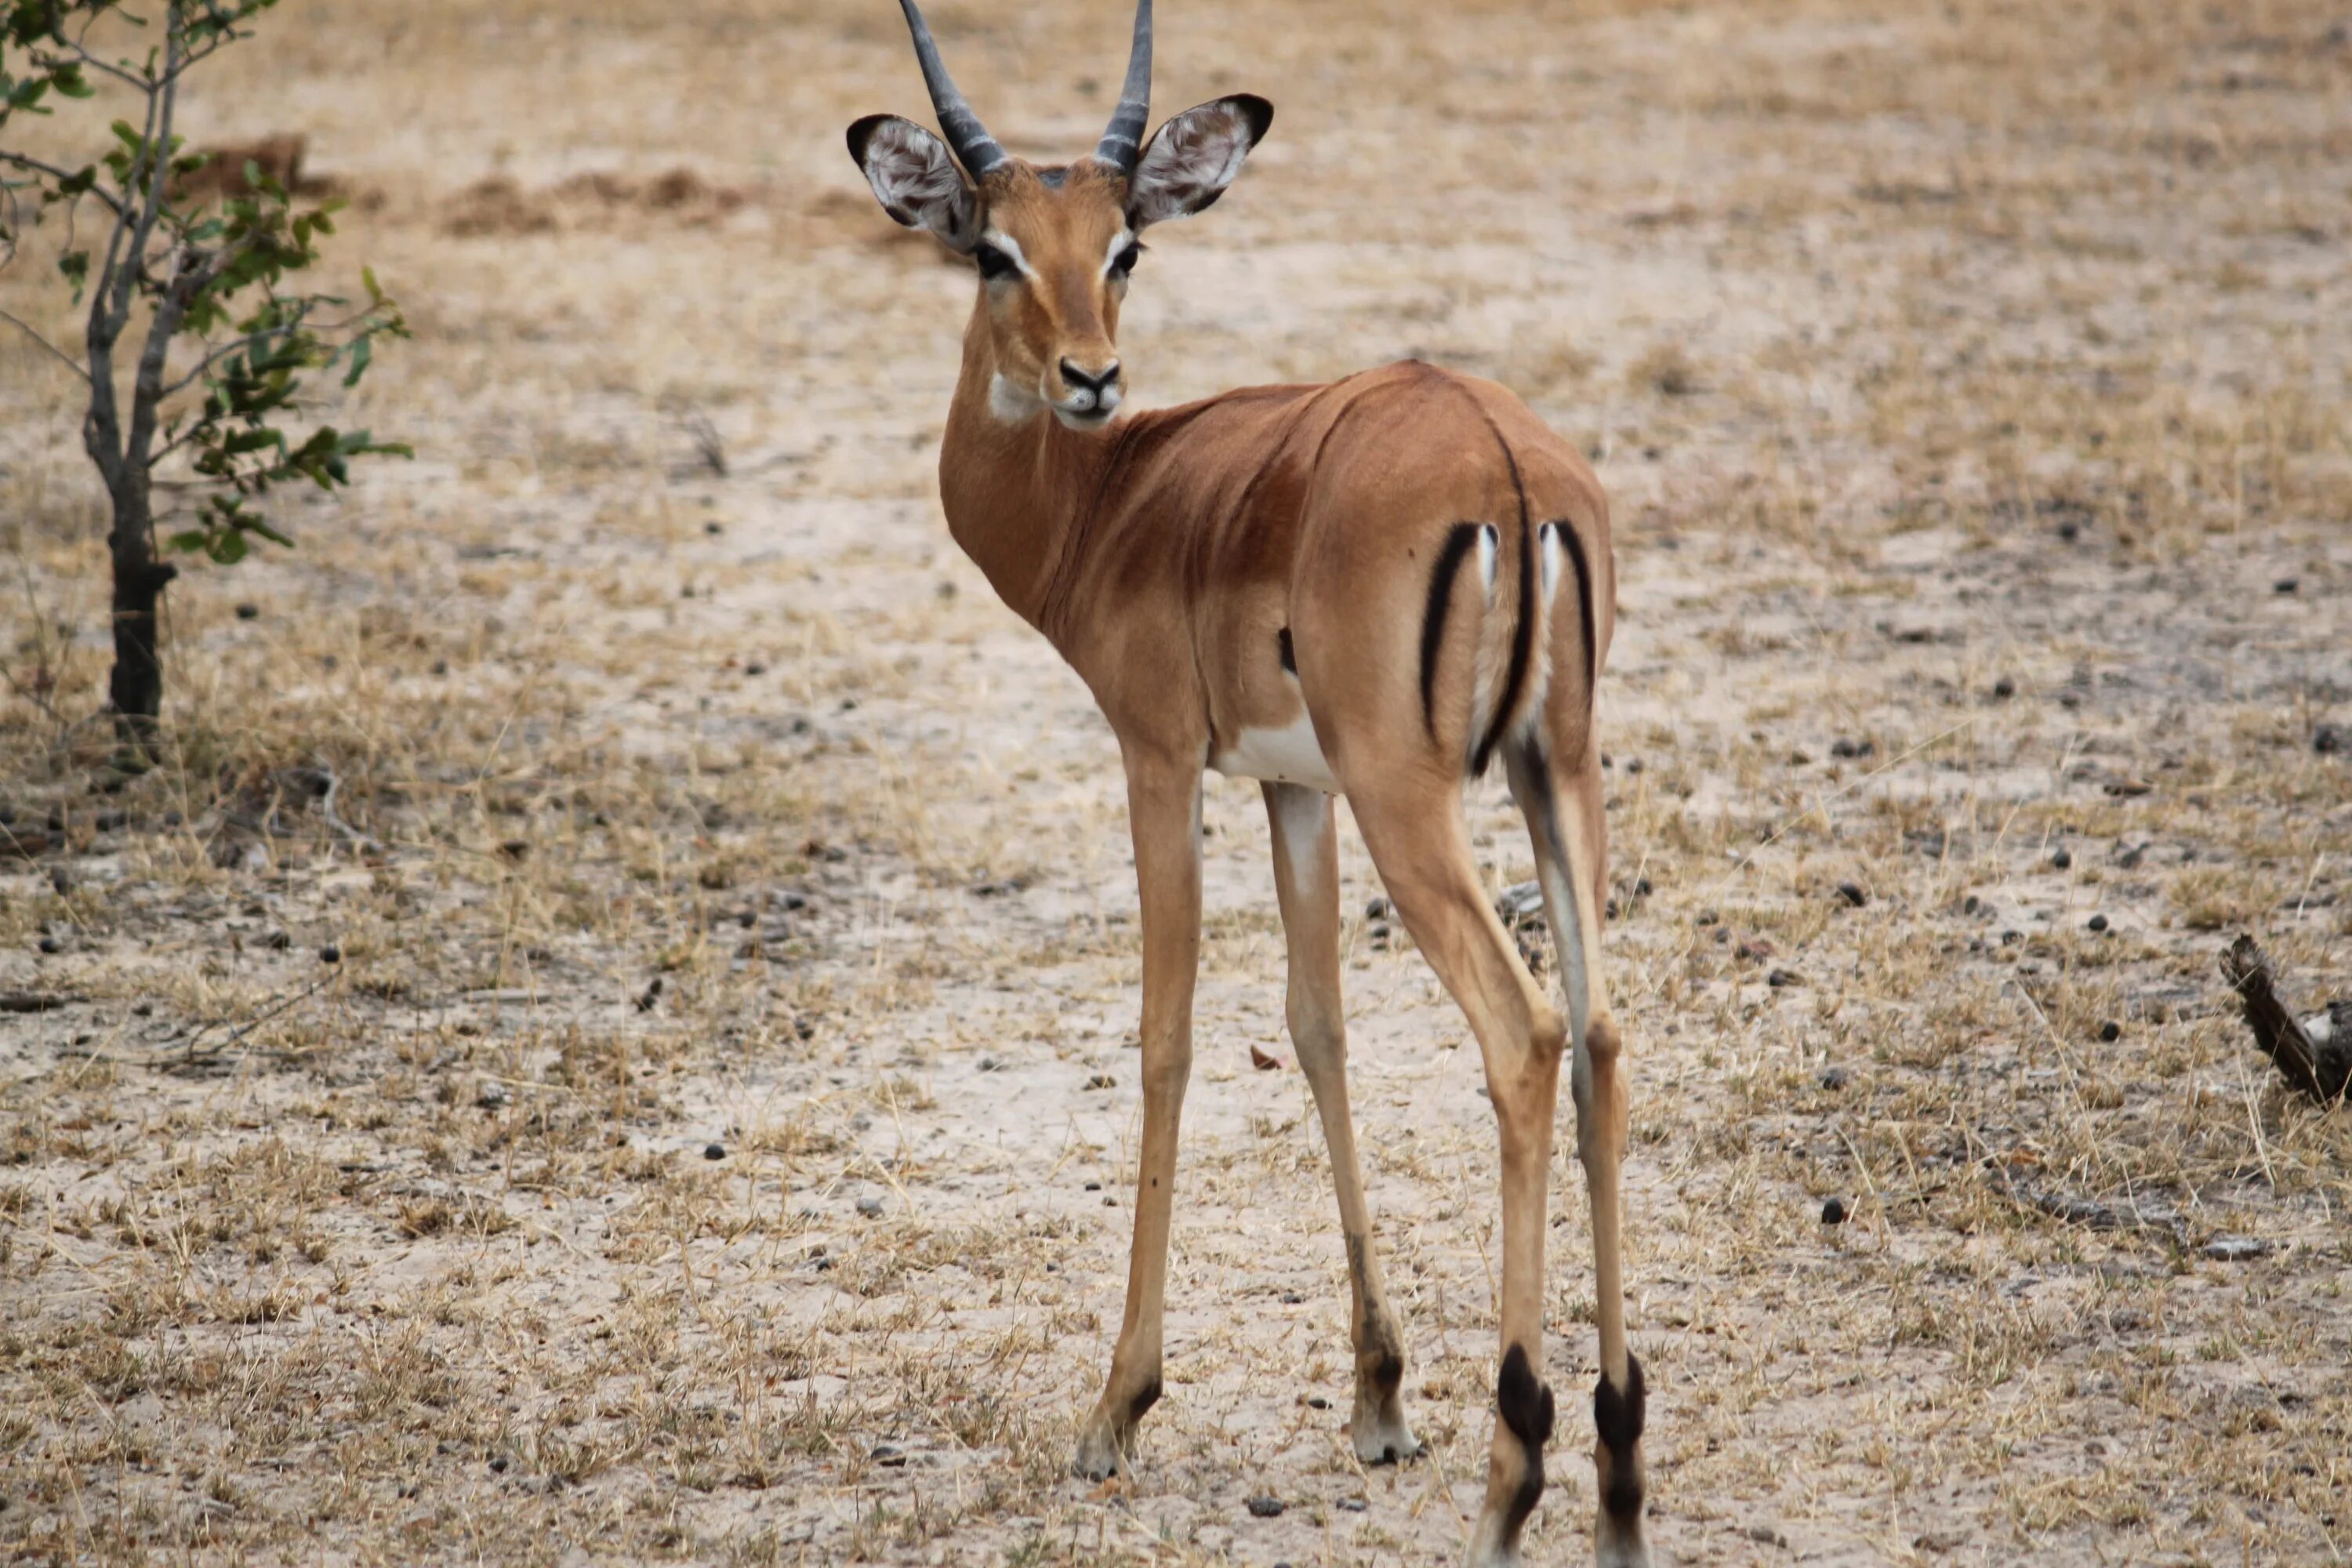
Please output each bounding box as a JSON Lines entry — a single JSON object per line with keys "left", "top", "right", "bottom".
{"left": 1346, "top": 774, "right": 1564, "bottom": 1566}
{"left": 1264, "top": 782, "right": 1419, "bottom": 1464}
{"left": 1509, "top": 741, "right": 1648, "bottom": 1566}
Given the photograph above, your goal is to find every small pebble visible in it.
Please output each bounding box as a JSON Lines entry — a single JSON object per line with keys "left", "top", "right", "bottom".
{"left": 319, "top": 944, "right": 342, "bottom": 964}
{"left": 1338, "top": 1497, "right": 1368, "bottom": 1512}
{"left": 264, "top": 929, "right": 292, "bottom": 950}
{"left": 856, "top": 1195, "right": 886, "bottom": 1218}
{"left": 1305, "top": 1395, "right": 1330, "bottom": 1410}
{"left": 1246, "top": 1495, "right": 1284, "bottom": 1519}
{"left": 1821, "top": 1197, "right": 1848, "bottom": 1225}
{"left": 2317, "top": 724, "right": 2345, "bottom": 756}
{"left": 1835, "top": 881, "right": 1867, "bottom": 908}
{"left": 1991, "top": 677, "right": 2015, "bottom": 699}
{"left": 234, "top": 603, "right": 260, "bottom": 620}
{"left": 38, "top": 936, "right": 62, "bottom": 955}
{"left": 2202, "top": 1235, "right": 2270, "bottom": 1262}
{"left": 1280, "top": 1290, "right": 1303, "bottom": 1305}
{"left": 2087, "top": 913, "right": 2109, "bottom": 932}
{"left": 704, "top": 1142, "right": 727, "bottom": 1161}
{"left": 2274, "top": 578, "right": 2299, "bottom": 594}
{"left": 1083, "top": 1180, "right": 1101, "bottom": 1192}
{"left": 1817, "top": 1066, "right": 1849, "bottom": 1090}
{"left": 1767, "top": 967, "right": 1802, "bottom": 989}
{"left": 1365, "top": 896, "right": 1394, "bottom": 920}
{"left": 49, "top": 869, "right": 71, "bottom": 896}
{"left": 1085, "top": 1073, "right": 1116, "bottom": 1090}
{"left": 2051, "top": 846, "right": 2072, "bottom": 869}
{"left": 2098, "top": 1021, "right": 2122, "bottom": 1043}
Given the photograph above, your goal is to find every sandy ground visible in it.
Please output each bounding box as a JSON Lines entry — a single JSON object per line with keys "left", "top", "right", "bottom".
{"left": 3, "top": 1, "right": 2350, "bottom": 1563}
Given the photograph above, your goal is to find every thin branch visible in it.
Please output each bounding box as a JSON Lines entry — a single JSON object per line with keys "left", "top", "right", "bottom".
{"left": 102, "top": 23, "right": 173, "bottom": 348}
{"left": 118, "top": 17, "right": 184, "bottom": 471}
{"left": 160, "top": 331, "right": 261, "bottom": 400}
{"left": 29, "top": 40, "right": 147, "bottom": 93}
{"left": 0, "top": 153, "right": 128, "bottom": 220}
{"left": 0, "top": 307, "right": 89, "bottom": 382}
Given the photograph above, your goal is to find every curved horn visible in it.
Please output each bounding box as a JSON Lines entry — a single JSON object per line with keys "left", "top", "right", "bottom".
{"left": 895, "top": 0, "right": 1007, "bottom": 179}
{"left": 1094, "top": 0, "right": 1152, "bottom": 172}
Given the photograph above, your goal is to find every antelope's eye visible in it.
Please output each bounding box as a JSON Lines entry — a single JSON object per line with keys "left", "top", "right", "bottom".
{"left": 1111, "top": 242, "right": 1143, "bottom": 276}
{"left": 974, "top": 242, "right": 1018, "bottom": 281}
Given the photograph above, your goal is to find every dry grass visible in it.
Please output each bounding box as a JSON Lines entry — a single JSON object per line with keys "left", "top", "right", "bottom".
{"left": 4, "top": 0, "right": 2351, "bottom": 1563}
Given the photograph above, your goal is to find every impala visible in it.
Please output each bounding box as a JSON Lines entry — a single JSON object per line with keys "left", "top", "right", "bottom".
{"left": 848, "top": 3, "right": 1646, "bottom": 1561}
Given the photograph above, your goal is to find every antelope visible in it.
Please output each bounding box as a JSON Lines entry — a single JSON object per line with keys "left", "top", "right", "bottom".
{"left": 847, "top": 3, "right": 1646, "bottom": 1562}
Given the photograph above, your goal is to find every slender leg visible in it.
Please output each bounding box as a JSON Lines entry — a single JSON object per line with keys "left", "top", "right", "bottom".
{"left": 1346, "top": 777, "right": 1563, "bottom": 1568}
{"left": 1263, "top": 782, "right": 1419, "bottom": 1464}
{"left": 1073, "top": 752, "right": 1203, "bottom": 1479}
{"left": 1510, "top": 741, "right": 1647, "bottom": 1568}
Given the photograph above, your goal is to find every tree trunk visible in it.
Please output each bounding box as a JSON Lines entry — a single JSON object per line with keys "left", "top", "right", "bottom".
{"left": 105, "top": 477, "right": 176, "bottom": 758}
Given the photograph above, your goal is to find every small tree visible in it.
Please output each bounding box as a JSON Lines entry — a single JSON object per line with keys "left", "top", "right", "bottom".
{"left": 0, "top": 0, "right": 408, "bottom": 759}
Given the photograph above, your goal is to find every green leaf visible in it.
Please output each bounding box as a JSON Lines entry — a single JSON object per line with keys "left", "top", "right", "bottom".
{"left": 165, "top": 529, "right": 211, "bottom": 554}
{"left": 342, "top": 333, "right": 370, "bottom": 387}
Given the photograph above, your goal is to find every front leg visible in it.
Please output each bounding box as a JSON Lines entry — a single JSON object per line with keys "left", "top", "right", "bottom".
{"left": 1073, "top": 750, "right": 1203, "bottom": 1479}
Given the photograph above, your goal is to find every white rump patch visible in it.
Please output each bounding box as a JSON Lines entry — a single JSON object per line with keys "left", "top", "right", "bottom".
{"left": 1211, "top": 710, "right": 1338, "bottom": 794}
{"left": 1479, "top": 523, "right": 1500, "bottom": 598}
{"left": 1539, "top": 521, "right": 1565, "bottom": 603}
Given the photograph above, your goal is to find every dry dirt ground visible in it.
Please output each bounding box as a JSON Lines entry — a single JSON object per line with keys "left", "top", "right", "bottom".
{"left": 5, "top": 2, "right": 2351, "bottom": 1563}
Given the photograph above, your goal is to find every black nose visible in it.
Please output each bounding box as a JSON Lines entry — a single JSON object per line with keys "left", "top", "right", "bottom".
{"left": 1060, "top": 359, "right": 1121, "bottom": 397}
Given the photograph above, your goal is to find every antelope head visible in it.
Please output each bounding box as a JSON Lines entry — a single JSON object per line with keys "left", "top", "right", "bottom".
{"left": 848, "top": 0, "right": 1272, "bottom": 432}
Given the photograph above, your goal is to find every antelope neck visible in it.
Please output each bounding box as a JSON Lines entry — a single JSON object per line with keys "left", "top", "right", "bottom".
{"left": 938, "top": 303, "right": 1120, "bottom": 633}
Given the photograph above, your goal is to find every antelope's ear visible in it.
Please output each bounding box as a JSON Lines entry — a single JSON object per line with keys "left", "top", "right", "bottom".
{"left": 1125, "top": 95, "right": 1272, "bottom": 230}
{"left": 847, "top": 114, "right": 982, "bottom": 252}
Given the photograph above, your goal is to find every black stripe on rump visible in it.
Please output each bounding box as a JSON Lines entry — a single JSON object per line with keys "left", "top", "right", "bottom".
{"left": 1471, "top": 433, "right": 1536, "bottom": 778}
{"left": 1550, "top": 518, "right": 1598, "bottom": 700}
{"left": 1277, "top": 626, "right": 1297, "bottom": 675}
{"left": 1418, "top": 522, "right": 1484, "bottom": 739}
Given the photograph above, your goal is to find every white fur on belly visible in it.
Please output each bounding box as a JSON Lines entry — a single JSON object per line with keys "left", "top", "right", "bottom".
{"left": 1210, "top": 710, "right": 1339, "bottom": 793}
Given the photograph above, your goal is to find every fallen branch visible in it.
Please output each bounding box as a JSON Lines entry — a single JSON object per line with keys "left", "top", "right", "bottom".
{"left": 2220, "top": 935, "right": 2350, "bottom": 1105}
